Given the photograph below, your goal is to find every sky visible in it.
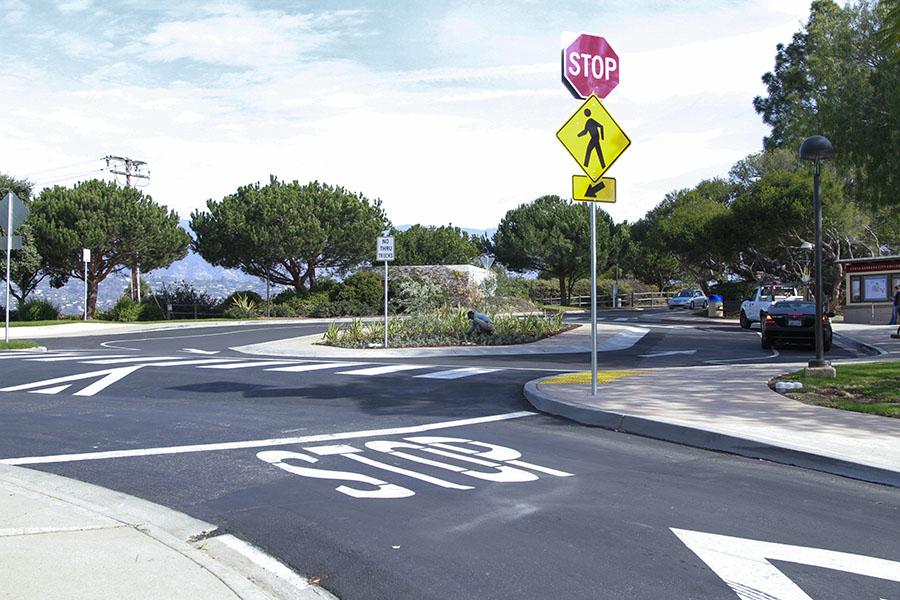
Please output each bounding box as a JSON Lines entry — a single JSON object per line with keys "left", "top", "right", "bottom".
{"left": 0, "top": 0, "right": 813, "bottom": 230}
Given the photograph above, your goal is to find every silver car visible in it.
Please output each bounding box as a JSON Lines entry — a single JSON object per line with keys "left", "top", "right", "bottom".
{"left": 668, "top": 289, "right": 708, "bottom": 310}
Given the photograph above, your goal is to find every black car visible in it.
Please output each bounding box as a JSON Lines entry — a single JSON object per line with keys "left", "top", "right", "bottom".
{"left": 760, "top": 300, "right": 832, "bottom": 351}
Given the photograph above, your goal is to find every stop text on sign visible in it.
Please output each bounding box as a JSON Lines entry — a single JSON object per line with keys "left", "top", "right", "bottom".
{"left": 562, "top": 33, "right": 620, "bottom": 99}
{"left": 567, "top": 52, "right": 617, "bottom": 81}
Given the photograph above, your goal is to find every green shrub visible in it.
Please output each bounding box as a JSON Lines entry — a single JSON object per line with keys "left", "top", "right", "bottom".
{"left": 221, "top": 290, "right": 263, "bottom": 309}
{"left": 311, "top": 277, "right": 341, "bottom": 299}
{"left": 107, "top": 297, "right": 143, "bottom": 322}
{"left": 138, "top": 302, "right": 165, "bottom": 321}
{"left": 223, "top": 294, "right": 259, "bottom": 319}
{"left": 337, "top": 271, "right": 383, "bottom": 308}
{"left": 276, "top": 290, "right": 330, "bottom": 316}
{"left": 269, "top": 304, "right": 297, "bottom": 318}
{"left": 17, "top": 299, "right": 60, "bottom": 321}
{"left": 710, "top": 280, "right": 758, "bottom": 302}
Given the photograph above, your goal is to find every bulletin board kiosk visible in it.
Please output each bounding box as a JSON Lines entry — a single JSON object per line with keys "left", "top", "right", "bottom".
{"left": 839, "top": 255, "right": 900, "bottom": 324}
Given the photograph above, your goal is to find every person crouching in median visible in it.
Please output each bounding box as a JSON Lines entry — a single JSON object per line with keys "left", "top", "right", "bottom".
{"left": 466, "top": 310, "right": 494, "bottom": 338}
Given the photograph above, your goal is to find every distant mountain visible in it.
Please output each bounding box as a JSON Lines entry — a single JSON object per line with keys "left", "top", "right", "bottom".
{"left": 23, "top": 221, "right": 497, "bottom": 314}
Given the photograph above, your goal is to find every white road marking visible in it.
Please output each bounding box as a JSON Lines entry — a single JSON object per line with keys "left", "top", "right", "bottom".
{"left": 0, "top": 352, "right": 51, "bottom": 359}
{"left": 0, "top": 411, "right": 538, "bottom": 465}
{"left": 135, "top": 358, "right": 238, "bottom": 367}
{"left": 82, "top": 356, "right": 184, "bottom": 364}
{"left": 266, "top": 362, "right": 358, "bottom": 373}
{"left": 180, "top": 348, "right": 220, "bottom": 355}
{"left": 343, "top": 453, "right": 474, "bottom": 490}
{"left": 337, "top": 364, "right": 427, "bottom": 376}
{"left": 599, "top": 326, "right": 650, "bottom": 351}
{"left": 414, "top": 367, "right": 501, "bottom": 379}
{"left": 26, "top": 354, "right": 131, "bottom": 362}
{"left": 672, "top": 528, "right": 900, "bottom": 600}
{"left": 613, "top": 317, "right": 630, "bottom": 321}
{"left": 507, "top": 459, "right": 574, "bottom": 477}
{"left": 0, "top": 366, "right": 144, "bottom": 397}
{"left": 638, "top": 350, "right": 697, "bottom": 358}
{"left": 198, "top": 360, "right": 301, "bottom": 370}
{"left": 31, "top": 385, "right": 71, "bottom": 395}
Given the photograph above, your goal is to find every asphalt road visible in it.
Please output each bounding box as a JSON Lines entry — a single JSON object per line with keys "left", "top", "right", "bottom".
{"left": 1, "top": 311, "right": 896, "bottom": 599}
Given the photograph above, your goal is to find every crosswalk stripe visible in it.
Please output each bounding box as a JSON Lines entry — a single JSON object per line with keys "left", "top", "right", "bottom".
{"left": 13, "top": 352, "right": 83, "bottom": 361}
{"left": 337, "top": 364, "right": 427, "bottom": 376}
{"left": 82, "top": 356, "right": 184, "bottom": 364}
{"left": 198, "top": 361, "right": 302, "bottom": 370}
{"left": 28, "top": 354, "right": 131, "bottom": 362}
{"left": 414, "top": 367, "right": 501, "bottom": 380}
{"left": 266, "top": 362, "right": 358, "bottom": 373}
{"left": 137, "top": 358, "right": 238, "bottom": 367}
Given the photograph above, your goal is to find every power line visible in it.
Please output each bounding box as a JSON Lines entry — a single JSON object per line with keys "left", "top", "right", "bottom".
{"left": 23, "top": 158, "right": 105, "bottom": 178}
{"left": 33, "top": 168, "right": 109, "bottom": 187}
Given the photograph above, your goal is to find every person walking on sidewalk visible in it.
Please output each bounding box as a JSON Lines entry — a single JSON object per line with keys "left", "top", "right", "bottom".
{"left": 890, "top": 284, "right": 900, "bottom": 325}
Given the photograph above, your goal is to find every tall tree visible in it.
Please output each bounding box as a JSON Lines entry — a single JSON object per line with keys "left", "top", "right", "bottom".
{"left": 30, "top": 180, "right": 189, "bottom": 317}
{"left": 191, "top": 178, "right": 387, "bottom": 292}
{"left": 393, "top": 224, "right": 481, "bottom": 266}
{"left": 493, "top": 195, "right": 609, "bottom": 305}
{"left": 630, "top": 179, "right": 734, "bottom": 292}
{"left": 0, "top": 173, "right": 45, "bottom": 304}
{"left": 753, "top": 0, "right": 899, "bottom": 212}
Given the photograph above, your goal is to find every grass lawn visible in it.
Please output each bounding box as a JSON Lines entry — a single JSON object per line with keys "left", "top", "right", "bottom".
{"left": 0, "top": 340, "right": 39, "bottom": 350}
{"left": 777, "top": 360, "right": 900, "bottom": 418}
{"left": 540, "top": 304, "right": 584, "bottom": 312}
{"left": 7, "top": 319, "right": 74, "bottom": 327}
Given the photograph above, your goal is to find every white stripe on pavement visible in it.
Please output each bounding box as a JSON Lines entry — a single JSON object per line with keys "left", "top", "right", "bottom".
{"left": 198, "top": 360, "right": 303, "bottom": 370}
{"left": 266, "top": 362, "right": 358, "bottom": 373}
{"left": 414, "top": 367, "right": 501, "bottom": 380}
{"left": 137, "top": 358, "right": 238, "bottom": 367}
{"left": 74, "top": 366, "right": 144, "bottom": 396}
{"left": 82, "top": 356, "right": 184, "bottom": 364}
{"left": 28, "top": 354, "right": 131, "bottom": 362}
{"left": 337, "top": 364, "right": 427, "bottom": 376}
{"left": 0, "top": 411, "right": 538, "bottom": 465}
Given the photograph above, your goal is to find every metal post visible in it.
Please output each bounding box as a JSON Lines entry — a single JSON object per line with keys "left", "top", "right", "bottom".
{"left": 4, "top": 198, "right": 11, "bottom": 342}
{"left": 384, "top": 260, "right": 389, "bottom": 348}
{"left": 809, "top": 160, "right": 828, "bottom": 368}
{"left": 266, "top": 271, "right": 271, "bottom": 318}
{"left": 590, "top": 202, "right": 597, "bottom": 396}
{"left": 136, "top": 265, "right": 141, "bottom": 303}
{"left": 83, "top": 260, "right": 88, "bottom": 321}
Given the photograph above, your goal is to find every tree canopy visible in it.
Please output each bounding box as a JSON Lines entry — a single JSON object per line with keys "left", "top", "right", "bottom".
{"left": 0, "top": 173, "right": 44, "bottom": 304}
{"left": 30, "top": 179, "right": 189, "bottom": 317}
{"left": 753, "top": 0, "right": 899, "bottom": 213}
{"left": 493, "top": 195, "right": 609, "bottom": 305}
{"left": 393, "top": 224, "right": 481, "bottom": 266}
{"left": 191, "top": 178, "right": 388, "bottom": 292}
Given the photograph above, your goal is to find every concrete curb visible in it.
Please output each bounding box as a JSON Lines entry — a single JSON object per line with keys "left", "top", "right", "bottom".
{"left": 523, "top": 378, "right": 900, "bottom": 488}
{"left": 832, "top": 331, "right": 887, "bottom": 356}
{"left": 0, "top": 464, "right": 336, "bottom": 600}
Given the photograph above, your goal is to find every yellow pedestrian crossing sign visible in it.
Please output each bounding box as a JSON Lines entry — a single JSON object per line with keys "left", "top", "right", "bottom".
{"left": 572, "top": 176, "right": 615, "bottom": 202}
{"left": 557, "top": 94, "right": 630, "bottom": 181}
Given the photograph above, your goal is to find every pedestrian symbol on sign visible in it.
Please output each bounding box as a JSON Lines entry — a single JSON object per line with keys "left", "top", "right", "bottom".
{"left": 577, "top": 109, "right": 605, "bottom": 169}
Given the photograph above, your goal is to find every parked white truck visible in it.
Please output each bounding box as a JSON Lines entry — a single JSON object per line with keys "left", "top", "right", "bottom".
{"left": 739, "top": 285, "right": 803, "bottom": 328}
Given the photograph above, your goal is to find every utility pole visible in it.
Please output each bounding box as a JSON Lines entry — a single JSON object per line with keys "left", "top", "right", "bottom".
{"left": 105, "top": 156, "right": 149, "bottom": 301}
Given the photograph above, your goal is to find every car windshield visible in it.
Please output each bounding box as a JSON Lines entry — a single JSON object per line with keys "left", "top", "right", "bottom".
{"left": 767, "top": 287, "right": 796, "bottom": 297}
{"left": 676, "top": 290, "right": 693, "bottom": 297}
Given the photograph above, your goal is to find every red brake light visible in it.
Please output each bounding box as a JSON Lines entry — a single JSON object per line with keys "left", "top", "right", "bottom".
{"left": 764, "top": 315, "right": 776, "bottom": 325}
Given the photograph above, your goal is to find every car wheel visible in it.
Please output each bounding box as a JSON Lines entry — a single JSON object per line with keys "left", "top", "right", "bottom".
{"left": 702, "top": 300, "right": 708, "bottom": 309}
{"left": 739, "top": 310, "right": 750, "bottom": 329}
{"left": 761, "top": 335, "right": 772, "bottom": 350}
{"left": 689, "top": 301, "right": 696, "bottom": 310}
{"left": 668, "top": 306, "right": 675, "bottom": 310}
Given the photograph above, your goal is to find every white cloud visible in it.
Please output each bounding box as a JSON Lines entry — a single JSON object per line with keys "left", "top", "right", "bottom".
{"left": 58, "top": 0, "right": 91, "bottom": 13}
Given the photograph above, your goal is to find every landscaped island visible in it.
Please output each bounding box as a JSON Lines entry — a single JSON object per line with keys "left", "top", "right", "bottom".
{"left": 320, "top": 310, "right": 573, "bottom": 349}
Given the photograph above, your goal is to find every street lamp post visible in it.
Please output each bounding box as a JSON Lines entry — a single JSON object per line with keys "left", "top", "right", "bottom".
{"left": 799, "top": 135, "right": 834, "bottom": 374}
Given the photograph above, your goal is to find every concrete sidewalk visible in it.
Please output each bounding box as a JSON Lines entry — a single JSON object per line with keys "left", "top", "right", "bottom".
{"left": 524, "top": 326, "right": 900, "bottom": 487}
{"left": 0, "top": 465, "right": 334, "bottom": 600}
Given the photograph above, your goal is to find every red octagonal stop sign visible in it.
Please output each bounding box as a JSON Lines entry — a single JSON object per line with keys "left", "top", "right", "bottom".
{"left": 562, "top": 34, "right": 619, "bottom": 99}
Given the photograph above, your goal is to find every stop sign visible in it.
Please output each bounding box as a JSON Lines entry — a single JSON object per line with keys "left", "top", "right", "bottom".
{"left": 562, "top": 34, "right": 619, "bottom": 99}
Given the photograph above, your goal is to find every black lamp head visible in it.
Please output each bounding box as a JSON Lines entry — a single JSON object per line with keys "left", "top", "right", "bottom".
{"left": 799, "top": 135, "right": 834, "bottom": 161}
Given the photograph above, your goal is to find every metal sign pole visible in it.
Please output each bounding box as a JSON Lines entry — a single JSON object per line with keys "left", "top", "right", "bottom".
{"left": 590, "top": 202, "right": 597, "bottom": 396}
{"left": 83, "top": 260, "right": 88, "bottom": 321}
{"left": 383, "top": 260, "right": 389, "bottom": 348}
{"left": 4, "top": 198, "right": 11, "bottom": 343}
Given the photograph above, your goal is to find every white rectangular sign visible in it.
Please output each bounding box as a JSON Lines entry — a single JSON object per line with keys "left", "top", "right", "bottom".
{"left": 83, "top": 248, "right": 91, "bottom": 262}
{"left": 376, "top": 236, "right": 394, "bottom": 262}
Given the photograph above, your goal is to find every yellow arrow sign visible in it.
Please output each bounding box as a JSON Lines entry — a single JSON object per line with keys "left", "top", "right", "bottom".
{"left": 557, "top": 95, "right": 630, "bottom": 181}
{"left": 572, "top": 176, "right": 615, "bottom": 202}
